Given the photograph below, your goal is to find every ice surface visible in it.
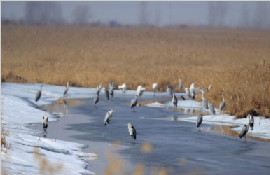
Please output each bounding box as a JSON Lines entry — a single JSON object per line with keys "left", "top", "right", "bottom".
{"left": 1, "top": 83, "right": 96, "bottom": 175}
{"left": 147, "top": 100, "right": 270, "bottom": 139}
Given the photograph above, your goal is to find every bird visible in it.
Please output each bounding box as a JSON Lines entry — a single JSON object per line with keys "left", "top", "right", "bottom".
{"left": 248, "top": 114, "right": 254, "bottom": 130}
{"left": 108, "top": 81, "right": 114, "bottom": 97}
{"left": 96, "top": 84, "right": 102, "bottom": 96}
{"left": 63, "top": 82, "right": 69, "bottom": 95}
{"left": 201, "top": 89, "right": 208, "bottom": 109}
{"left": 207, "top": 84, "right": 212, "bottom": 92}
{"left": 179, "top": 79, "right": 182, "bottom": 90}
{"left": 104, "top": 109, "right": 115, "bottom": 125}
{"left": 109, "top": 87, "right": 114, "bottom": 97}
{"left": 219, "top": 93, "right": 226, "bottom": 111}
{"left": 185, "top": 88, "right": 191, "bottom": 97}
{"left": 94, "top": 94, "right": 99, "bottom": 104}
{"left": 137, "top": 86, "right": 145, "bottom": 96}
{"left": 167, "top": 86, "right": 172, "bottom": 96}
{"left": 239, "top": 124, "right": 249, "bottom": 142}
{"left": 108, "top": 81, "right": 114, "bottom": 89}
{"left": 190, "top": 83, "right": 196, "bottom": 99}
{"left": 103, "top": 88, "right": 109, "bottom": 100}
{"left": 208, "top": 102, "right": 216, "bottom": 115}
{"left": 172, "top": 93, "right": 178, "bottom": 107}
{"left": 42, "top": 115, "right": 49, "bottom": 132}
{"left": 127, "top": 123, "right": 137, "bottom": 140}
{"left": 180, "top": 95, "right": 185, "bottom": 100}
{"left": 197, "top": 114, "right": 203, "bottom": 128}
{"left": 152, "top": 83, "right": 158, "bottom": 96}
{"left": 130, "top": 95, "right": 138, "bottom": 109}
{"left": 118, "top": 83, "right": 127, "bottom": 93}
{"left": 35, "top": 85, "right": 43, "bottom": 102}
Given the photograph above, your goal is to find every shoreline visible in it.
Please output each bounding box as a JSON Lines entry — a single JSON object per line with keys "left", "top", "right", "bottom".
{"left": 2, "top": 82, "right": 269, "bottom": 175}
{"left": 1, "top": 83, "right": 98, "bottom": 175}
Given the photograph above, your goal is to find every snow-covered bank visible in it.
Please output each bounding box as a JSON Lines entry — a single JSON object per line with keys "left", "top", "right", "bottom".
{"left": 1, "top": 83, "right": 98, "bottom": 175}
{"left": 146, "top": 101, "right": 270, "bottom": 140}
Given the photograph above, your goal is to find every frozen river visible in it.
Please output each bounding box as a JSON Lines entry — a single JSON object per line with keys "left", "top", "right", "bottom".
{"left": 32, "top": 94, "right": 270, "bottom": 175}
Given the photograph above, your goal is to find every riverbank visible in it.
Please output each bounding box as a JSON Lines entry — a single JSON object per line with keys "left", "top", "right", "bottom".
{"left": 1, "top": 82, "right": 269, "bottom": 175}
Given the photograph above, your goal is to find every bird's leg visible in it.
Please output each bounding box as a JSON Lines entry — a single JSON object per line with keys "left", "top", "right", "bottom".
{"left": 245, "top": 136, "right": 246, "bottom": 143}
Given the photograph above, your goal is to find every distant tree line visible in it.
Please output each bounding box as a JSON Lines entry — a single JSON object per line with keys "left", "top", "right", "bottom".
{"left": 208, "top": 1, "right": 270, "bottom": 29}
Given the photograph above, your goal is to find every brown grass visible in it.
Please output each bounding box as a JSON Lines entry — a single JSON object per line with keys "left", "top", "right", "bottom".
{"left": 2, "top": 25, "right": 270, "bottom": 118}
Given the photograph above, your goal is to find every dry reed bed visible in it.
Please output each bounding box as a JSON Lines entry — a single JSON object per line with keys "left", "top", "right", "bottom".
{"left": 2, "top": 25, "right": 270, "bottom": 118}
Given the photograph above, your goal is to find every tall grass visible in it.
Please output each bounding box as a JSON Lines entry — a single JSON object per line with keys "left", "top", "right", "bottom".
{"left": 2, "top": 25, "right": 270, "bottom": 118}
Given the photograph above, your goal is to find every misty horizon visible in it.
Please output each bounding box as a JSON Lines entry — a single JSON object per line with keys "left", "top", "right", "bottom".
{"left": 1, "top": 1, "right": 270, "bottom": 29}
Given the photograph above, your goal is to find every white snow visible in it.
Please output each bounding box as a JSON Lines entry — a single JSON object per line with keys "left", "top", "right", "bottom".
{"left": 2, "top": 82, "right": 269, "bottom": 175}
{"left": 1, "top": 83, "right": 97, "bottom": 175}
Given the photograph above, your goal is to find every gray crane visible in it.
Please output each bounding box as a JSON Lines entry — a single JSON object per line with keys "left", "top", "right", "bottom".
{"left": 63, "top": 82, "right": 69, "bottom": 95}
{"left": 108, "top": 81, "right": 114, "bottom": 97}
{"left": 201, "top": 90, "right": 208, "bottom": 109}
{"left": 42, "top": 115, "right": 49, "bottom": 132}
{"left": 239, "top": 124, "right": 249, "bottom": 142}
{"left": 94, "top": 94, "right": 99, "bottom": 104}
{"left": 167, "top": 86, "right": 172, "bottom": 96}
{"left": 103, "top": 88, "right": 109, "bottom": 100}
{"left": 35, "top": 85, "right": 43, "bottom": 102}
{"left": 127, "top": 123, "right": 137, "bottom": 140}
{"left": 172, "top": 93, "right": 178, "bottom": 107}
{"left": 179, "top": 79, "right": 183, "bottom": 90}
{"left": 208, "top": 102, "right": 216, "bottom": 115}
{"left": 104, "top": 110, "right": 115, "bottom": 125}
{"left": 219, "top": 93, "right": 226, "bottom": 111}
{"left": 109, "top": 87, "right": 114, "bottom": 97}
{"left": 248, "top": 114, "right": 254, "bottom": 130}
{"left": 130, "top": 95, "right": 138, "bottom": 109}
{"left": 197, "top": 114, "right": 203, "bottom": 128}
{"left": 108, "top": 81, "right": 114, "bottom": 89}
{"left": 185, "top": 88, "right": 191, "bottom": 98}
{"left": 96, "top": 84, "right": 102, "bottom": 96}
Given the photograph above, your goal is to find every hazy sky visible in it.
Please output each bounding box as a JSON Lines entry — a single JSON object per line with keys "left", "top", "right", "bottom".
{"left": 2, "top": 1, "right": 270, "bottom": 28}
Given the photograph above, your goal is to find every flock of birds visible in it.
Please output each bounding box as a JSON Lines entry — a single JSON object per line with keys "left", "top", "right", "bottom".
{"left": 36, "top": 79, "right": 254, "bottom": 142}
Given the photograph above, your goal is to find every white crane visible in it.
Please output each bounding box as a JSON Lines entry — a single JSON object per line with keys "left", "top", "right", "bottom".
{"left": 152, "top": 83, "right": 158, "bottom": 96}
{"left": 118, "top": 83, "right": 127, "bottom": 93}
{"left": 137, "top": 86, "right": 146, "bottom": 96}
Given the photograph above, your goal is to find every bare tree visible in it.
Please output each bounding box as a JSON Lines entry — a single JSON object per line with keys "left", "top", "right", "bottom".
{"left": 208, "top": 2, "right": 228, "bottom": 27}
{"left": 240, "top": 2, "right": 250, "bottom": 28}
{"left": 25, "top": 2, "right": 63, "bottom": 25}
{"left": 72, "top": 5, "right": 92, "bottom": 24}
{"left": 253, "top": 2, "right": 270, "bottom": 29}
{"left": 139, "top": 2, "right": 148, "bottom": 26}
{"left": 155, "top": 8, "right": 161, "bottom": 26}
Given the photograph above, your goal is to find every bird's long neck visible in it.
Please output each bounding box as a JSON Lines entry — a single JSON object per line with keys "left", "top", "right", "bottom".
{"left": 202, "top": 91, "right": 205, "bottom": 100}
{"left": 222, "top": 94, "right": 225, "bottom": 102}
